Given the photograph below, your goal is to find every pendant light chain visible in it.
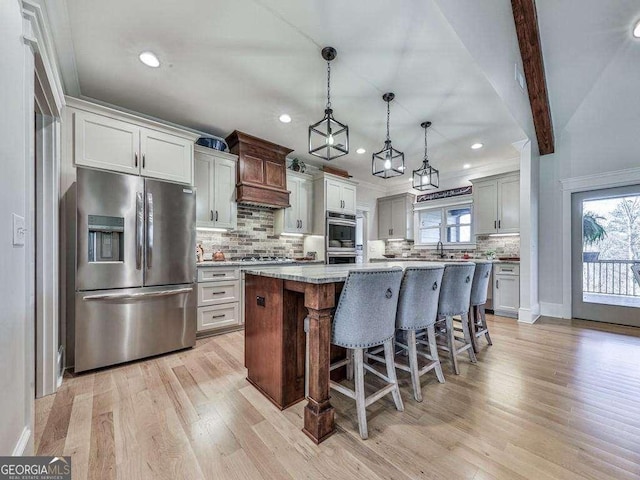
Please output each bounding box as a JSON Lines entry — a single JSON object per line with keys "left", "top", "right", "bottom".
{"left": 424, "top": 125, "right": 429, "bottom": 165}
{"left": 309, "top": 46, "right": 348, "bottom": 160}
{"left": 386, "top": 100, "right": 391, "bottom": 141}
{"left": 326, "top": 61, "right": 331, "bottom": 109}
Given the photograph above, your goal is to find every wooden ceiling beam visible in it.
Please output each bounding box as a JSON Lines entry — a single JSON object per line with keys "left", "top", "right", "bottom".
{"left": 511, "top": 0, "right": 555, "bottom": 155}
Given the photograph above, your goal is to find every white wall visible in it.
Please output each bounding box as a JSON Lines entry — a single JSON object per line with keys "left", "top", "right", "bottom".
{"left": 0, "top": 0, "right": 35, "bottom": 454}
{"left": 538, "top": 40, "right": 640, "bottom": 312}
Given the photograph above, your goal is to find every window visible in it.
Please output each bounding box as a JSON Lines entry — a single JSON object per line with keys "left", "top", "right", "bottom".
{"left": 415, "top": 202, "right": 475, "bottom": 248}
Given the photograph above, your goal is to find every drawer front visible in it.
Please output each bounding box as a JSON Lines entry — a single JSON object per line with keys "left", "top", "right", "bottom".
{"left": 197, "top": 280, "right": 240, "bottom": 306}
{"left": 197, "top": 267, "right": 240, "bottom": 282}
{"left": 495, "top": 263, "right": 519, "bottom": 275}
{"left": 197, "top": 303, "right": 240, "bottom": 332}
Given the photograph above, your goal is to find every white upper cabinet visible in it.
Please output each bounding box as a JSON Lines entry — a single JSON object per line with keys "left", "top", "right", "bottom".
{"left": 74, "top": 111, "right": 140, "bottom": 175}
{"left": 325, "top": 180, "right": 343, "bottom": 213}
{"left": 140, "top": 128, "right": 193, "bottom": 184}
{"left": 194, "top": 146, "right": 238, "bottom": 230}
{"left": 311, "top": 173, "right": 358, "bottom": 234}
{"left": 69, "top": 98, "right": 197, "bottom": 184}
{"left": 474, "top": 181, "right": 499, "bottom": 235}
{"left": 377, "top": 193, "right": 414, "bottom": 240}
{"left": 472, "top": 173, "right": 520, "bottom": 235}
{"left": 497, "top": 176, "right": 520, "bottom": 233}
{"left": 325, "top": 177, "right": 357, "bottom": 215}
{"left": 275, "top": 171, "right": 313, "bottom": 235}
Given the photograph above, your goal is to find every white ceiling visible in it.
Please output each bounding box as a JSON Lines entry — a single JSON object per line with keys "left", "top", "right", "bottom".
{"left": 51, "top": 0, "right": 526, "bottom": 186}
{"left": 536, "top": 0, "right": 640, "bottom": 135}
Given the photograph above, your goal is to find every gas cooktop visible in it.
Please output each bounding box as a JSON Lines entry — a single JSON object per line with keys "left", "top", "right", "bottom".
{"left": 238, "top": 256, "right": 294, "bottom": 263}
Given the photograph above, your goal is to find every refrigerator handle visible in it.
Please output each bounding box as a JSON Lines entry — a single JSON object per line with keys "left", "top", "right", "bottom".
{"left": 147, "top": 192, "right": 153, "bottom": 268}
{"left": 136, "top": 192, "right": 143, "bottom": 270}
{"left": 83, "top": 287, "right": 193, "bottom": 301}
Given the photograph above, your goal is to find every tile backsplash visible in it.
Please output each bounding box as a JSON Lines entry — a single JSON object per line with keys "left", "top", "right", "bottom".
{"left": 384, "top": 235, "right": 520, "bottom": 260}
{"left": 197, "top": 205, "right": 304, "bottom": 260}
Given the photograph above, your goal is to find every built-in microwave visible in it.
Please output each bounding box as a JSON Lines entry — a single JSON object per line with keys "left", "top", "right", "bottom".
{"left": 326, "top": 211, "right": 357, "bottom": 253}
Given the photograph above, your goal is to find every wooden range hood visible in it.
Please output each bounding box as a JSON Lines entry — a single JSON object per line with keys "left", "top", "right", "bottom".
{"left": 225, "top": 130, "right": 293, "bottom": 208}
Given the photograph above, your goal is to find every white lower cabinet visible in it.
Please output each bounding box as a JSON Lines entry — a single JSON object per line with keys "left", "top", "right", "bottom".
{"left": 197, "top": 303, "right": 240, "bottom": 331}
{"left": 196, "top": 266, "right": 242, "bottom": 335}
{"left": 493, "top": 263, "right": 520, "bottom": 318}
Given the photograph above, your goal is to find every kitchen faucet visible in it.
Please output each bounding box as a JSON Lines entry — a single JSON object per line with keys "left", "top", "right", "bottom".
{"left": 436, "top": 241, "right": 445, "bottom": 259}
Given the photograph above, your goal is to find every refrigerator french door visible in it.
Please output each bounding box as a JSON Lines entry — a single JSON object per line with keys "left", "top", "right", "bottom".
{"left": 73, "top": 168, "right": 196, "bottom": 372}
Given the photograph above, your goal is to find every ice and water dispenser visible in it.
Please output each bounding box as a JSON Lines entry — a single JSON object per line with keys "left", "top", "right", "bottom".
{"left": 87, "top": 214, "right": 125, "bottom": 262}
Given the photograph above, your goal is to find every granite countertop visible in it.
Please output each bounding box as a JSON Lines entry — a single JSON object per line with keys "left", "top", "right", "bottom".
{"left": 197, "top": 259, "right": 325, "bottom": 267}
{"left": 243, "top": 261, "right": 474, "bottom": 284}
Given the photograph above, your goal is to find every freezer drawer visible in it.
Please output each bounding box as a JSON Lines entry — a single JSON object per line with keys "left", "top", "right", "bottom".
{"left": 74, "top": 284, "right": 196, "bottom": 372}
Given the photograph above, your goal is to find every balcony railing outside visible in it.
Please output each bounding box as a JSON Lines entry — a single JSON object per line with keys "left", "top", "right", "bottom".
{"left": 583, "top": 260, "right": 640, "bottom": 297}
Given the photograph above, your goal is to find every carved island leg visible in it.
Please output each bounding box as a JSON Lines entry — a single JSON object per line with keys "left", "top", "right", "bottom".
{"left": 302, "top": 282, "right": 336, "bottom": 444}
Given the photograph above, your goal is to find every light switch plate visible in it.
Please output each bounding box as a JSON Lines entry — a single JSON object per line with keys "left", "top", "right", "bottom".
{"left": 12, "top": 213, "right": 25, "bottom": 246}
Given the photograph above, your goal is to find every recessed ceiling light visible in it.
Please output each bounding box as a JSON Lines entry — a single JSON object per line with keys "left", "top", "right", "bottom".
{"left": 634, "top": 20, "right": 640, "bottom": 38}
{"left": 139, "top": 51, "right": 160, "bottom": 68}
{"left": 279, "top": 114, "right": 292, "bottom": 123}
{"left": 471, "top": 143, "right": 484, "bottom": 150}
{"left": 463, "top": 164, "right": 471, "bottom": 169}
{"left": 356, "top": 147, "right": 366, "bottom": 154}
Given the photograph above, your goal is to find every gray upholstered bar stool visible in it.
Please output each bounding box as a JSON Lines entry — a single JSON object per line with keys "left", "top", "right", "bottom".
{"left": 329, "top": 268, "right": 404, "bottom": 440}
{"left": 393, "top": 265, "right": 445, "bottom": 402}
{"left": 468, "top": 261, "right": 493, "bottom": 353}
{"left": 435, "top": 263, "right": 477, "bottom": 375}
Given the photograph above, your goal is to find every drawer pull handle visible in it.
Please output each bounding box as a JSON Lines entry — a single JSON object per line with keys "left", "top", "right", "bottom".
{"left": 211, "top": 291, "right": 227, "bottom": 295}
{"left": 211, "top": 314, "right": 226, "bottom": 319}
{"left": 210, "top": 273, "right": 226, "bottom": 277}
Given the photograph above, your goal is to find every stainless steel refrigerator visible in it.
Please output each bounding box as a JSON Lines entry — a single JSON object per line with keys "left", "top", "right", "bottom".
{"left": 70, "top": 167, "right": 196, "bottom": 372}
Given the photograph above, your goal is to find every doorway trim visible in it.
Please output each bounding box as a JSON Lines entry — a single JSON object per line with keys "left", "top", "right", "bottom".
{"left": 23, "top": 0, "right": 65, "bottom": 397}
{"left": 561, "top": 166, "right": 640, "bottom": 319}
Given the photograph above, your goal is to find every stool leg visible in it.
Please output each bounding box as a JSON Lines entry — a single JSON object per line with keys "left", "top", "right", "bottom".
{"left": 384, "top": 339, "right": 404, "bottom": 412}
{"left": 427, "top": 324, "right": 445, "bottom": 384}
{"left": 469, "top": 306, "right": 479, "bottom": 354}
{"left": 353, "top": 348, "right": 368, "bottom": 439}
{"left": 406, "top": 330, "right": 422, "bottom": 402}
{"left": 445, "top": 315, "right": 459, "bottom": 375}
{"left": 461, "top": 312, "right": 477, "bottom": 364}
{"left": 346, "top": 349, "right": 354, "bottom": 381}
{"left": 481, "top": 305, "right": 493, "bottom": 345}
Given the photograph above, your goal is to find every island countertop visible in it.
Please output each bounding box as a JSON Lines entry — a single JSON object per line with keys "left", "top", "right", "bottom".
{"left": 243, "top": 260, "right": 481, "bottom": 284}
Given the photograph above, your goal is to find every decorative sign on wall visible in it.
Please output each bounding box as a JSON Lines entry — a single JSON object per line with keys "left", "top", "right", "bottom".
{"left": 416, "top": 185, "right": 472, "bottom": 203}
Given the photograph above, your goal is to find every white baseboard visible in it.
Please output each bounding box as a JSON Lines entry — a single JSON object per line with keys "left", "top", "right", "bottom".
{"left": 12, "top": 427, "right": 31, "bottom": 456}
{"left": 540, "top": 302, "right": 565, "bottom": 319}
{"left": 518, "top": 306, "right": 540, "bottom": 324}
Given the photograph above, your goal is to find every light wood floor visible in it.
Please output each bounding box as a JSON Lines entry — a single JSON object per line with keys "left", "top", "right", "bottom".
{"left": 35, "top": 315, "right": 640, "bottom": 480}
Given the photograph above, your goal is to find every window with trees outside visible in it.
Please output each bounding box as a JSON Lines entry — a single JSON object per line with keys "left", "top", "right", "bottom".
{"left": 414, "top": 202, "right": 475, "bottom": 248}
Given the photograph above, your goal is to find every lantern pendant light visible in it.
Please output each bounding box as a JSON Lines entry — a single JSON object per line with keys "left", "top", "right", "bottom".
{"left": 308, "top": 47, "right": 349, "bottom": 160}
{"left": 372, "top": 92, "right": 405, "bottom": 179}
{"left": 412, "top": 121, "right": 439, "bottom": 190}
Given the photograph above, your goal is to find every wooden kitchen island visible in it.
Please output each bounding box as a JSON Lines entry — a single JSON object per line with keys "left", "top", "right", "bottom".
{"left": 243, "top": 262, "right": 447, "bottom": 444}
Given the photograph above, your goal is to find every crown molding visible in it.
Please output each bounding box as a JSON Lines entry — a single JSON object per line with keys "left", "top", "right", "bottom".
{"left": 22, "top": 0, "right": 66, "bottom": 115}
